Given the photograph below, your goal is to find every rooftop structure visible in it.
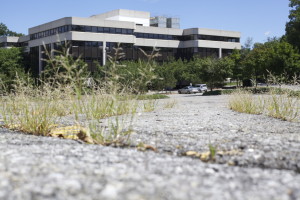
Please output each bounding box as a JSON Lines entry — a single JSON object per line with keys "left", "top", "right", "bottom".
{"left": 150, "top": 16, "right": 180, "bottom": 29}
{"left": 91, "top": 9, "right": 150, "bottom": 26}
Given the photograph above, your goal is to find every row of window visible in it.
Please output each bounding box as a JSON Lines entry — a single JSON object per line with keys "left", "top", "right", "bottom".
{"left": 134, "top": 32, "right": 179, "bottom": 40}
{"left": 180, "top": 34, "right": 240, "bottom": 43}
{"left": 72, "top": 25, "right": 134, "bottom": 35}
{"left": 0, "top": 42, "right": 19, "bottom": 47}
{"left": 30, "top": 25, "right": 134, "bottom": 40}
{"left": 29, "top": 24, "right": 240, "bottom": 43}
{"left": 135, "top": 32, "right": 237, "bottom": 42}
{"left": 30, "top": 25, "right": 70, "bottom": 40}
{"left": 197, "top": 35, "right": 239, "bottom": 42}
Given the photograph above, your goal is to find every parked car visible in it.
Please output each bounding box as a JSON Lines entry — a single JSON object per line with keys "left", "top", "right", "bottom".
{"left": 195, "top": 84, "right": 208, "bottom": 93}
{"left": 178, "top": 86, "right": 199, "bottom": 94}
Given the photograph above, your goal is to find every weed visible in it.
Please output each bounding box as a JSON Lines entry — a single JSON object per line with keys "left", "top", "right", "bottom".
{"left": 143, "top": 99, "right": 157, "bottom": 112}
{"left": 229, "top": 90, "right": 262, "bottom": 115}
{"left": 89, "top": 117, "right": 134, "bottom": 146}
{"left": 0, "top": 42, "right": 162, "bottom": 146}
{"left": 163, "top": 99, "right": 177, "bottom": 109}
{"left": 229, "top": 89, "right": 300, "bottom": 122}
{"left": 208, "top": 144, "right": 217, "bottom": 161}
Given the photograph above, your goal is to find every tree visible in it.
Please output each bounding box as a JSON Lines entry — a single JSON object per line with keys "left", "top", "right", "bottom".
{"left": 264, "top": 37, "right": 300, "bottom": 77}
{"left": 243, "top": 42, "right": 269, "bottom": 86}
{"left": 0, "top": 48, "right": 27, "bottom": 89}
{"left": 152, "top": 61, "right": 177, "bottom": 90}
{"left": 286, "top": 0, "right": 300, "bottom": 49}
{"left": 0, "top": 22, "right": 24, "bottom": 37}
{"left": 229, "top": 49, "right": 243, "bottom": 86}
{"left": 198, "top": 57, "right": 233, "bottom": 91}
{"left": 242, "top": 37, "right": 300, "bottom": 86}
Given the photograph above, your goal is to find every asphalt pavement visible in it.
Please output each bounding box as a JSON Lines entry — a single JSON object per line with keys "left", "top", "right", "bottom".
{"left": 0, "top": 94, "right": 300, "bottom": 200}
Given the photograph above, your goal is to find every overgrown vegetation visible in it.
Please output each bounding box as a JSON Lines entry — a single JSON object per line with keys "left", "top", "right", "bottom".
{"left": 229, "top": 88, "right": 300, "bottom": 122}
{"left": 0, "top": 47, "right": 28, "bottom": 91}
{"left": 0, "top": 44, "right": 168, "bottom": 146}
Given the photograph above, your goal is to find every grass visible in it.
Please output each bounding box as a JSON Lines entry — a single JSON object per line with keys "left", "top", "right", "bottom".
{"left": 163, "top": 99, "right": 177, "bottom": 109}
{"left": 136, "top": 93, "right": 169, "bottom": 100}
{"left": 228, "top": 90, "right": 263, "bottom": 115}
{"left": 142, "top": 99, "right": 158, "bottom": 112}
{"left": 229, "top": 89, "right": 300, "bottom": 122}
{"left": 203, "top": 86, "right": 300, "bottom": 96}
{"left": 0, "top": 44, "right": 166, "bottom": 146}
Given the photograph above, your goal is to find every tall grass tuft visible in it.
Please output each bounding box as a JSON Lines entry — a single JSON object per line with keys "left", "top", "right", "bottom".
{"left": 229, "top": 88, "right": 300, "bottom": 122}
{"left": 0, "top": 42, "right": 164, "bottom": 145}
{"left": 229, "top": 90, "right": 263, "bottom": 115}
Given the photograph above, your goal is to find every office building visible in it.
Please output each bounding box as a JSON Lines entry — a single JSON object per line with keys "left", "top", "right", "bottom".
{"left": 0, "top": 9, "right": 241, "bottom": 76}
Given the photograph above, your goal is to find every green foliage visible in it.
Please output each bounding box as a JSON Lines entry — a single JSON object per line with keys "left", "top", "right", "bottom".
{"left": 42, "top": 45, "right": 89, "bottom": 96}
{"left": 203, "top": 87, "right": 300, "bottom": 98}
{"left": 92, "top": 46, "right": 159, "bottom": 94}
{"left": 197, "top": 57, "right": 233, "bottom": 91}
{"left": 242, "top": 38, "right": 300, "bottom": 86}
{"left": 136, "top": 94, "right": 169, "bottom": 100}
{"left": 0, "top": 22, "right": 24, "bottom": 37}
{"left": 0, "top": 47, "right": 28, "bottom": 90}
{"left": 286, "top": 0, "right": 300, "bottom": 50}
{"left": 152, "top": 61, "right": 178, "bottom": 90}
{"left": 229, "top": 38, "right": 253, "bottom": 86}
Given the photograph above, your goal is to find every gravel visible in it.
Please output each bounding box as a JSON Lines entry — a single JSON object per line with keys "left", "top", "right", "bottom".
{"left": 0, "top": 94, "right": 300, "bottom": 200}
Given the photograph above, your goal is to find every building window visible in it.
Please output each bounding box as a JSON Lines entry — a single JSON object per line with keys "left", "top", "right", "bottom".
{"left": 110, "top": 28, "right": 116, "bottom": 33}
{"left": 116, "top": 28, "right": 122, "bottom": 34}
{"left": 97, "top": 27, "right": 104, "bottom": 33}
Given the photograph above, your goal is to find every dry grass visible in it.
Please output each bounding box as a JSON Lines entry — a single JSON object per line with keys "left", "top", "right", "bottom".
{"left": 0, "top": 44, "right": 165, "bottom": 146}
{"left": 229, "top": 89, "right": 300, "bottom": 122}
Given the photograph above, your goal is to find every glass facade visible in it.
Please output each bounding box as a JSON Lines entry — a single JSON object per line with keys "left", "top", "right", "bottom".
{"left": 167, "top": 18, "right": 180, "bottom": 29}
{"left": 150, "top": 16, "right": 167, "bottom": 28}
{"left": 30, "top": 25, "right": 134, "bottom": 40}
{"left": 134, "top": 32, "right": 180, "bottom": 40}
{"left": 151, "top": 17, "right": 180, "bottom": 29}
{"left": 180, "top": 34, "right": 240, "bottom": 43}
{"left": 0, "top": 42, "right": 19, "bottom": 48}
{"left": 30, "top": 25, "right": 71, "bottom": 40}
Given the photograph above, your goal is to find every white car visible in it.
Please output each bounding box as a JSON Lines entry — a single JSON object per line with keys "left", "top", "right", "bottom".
{"left": 195, "top": 84, "right": 208, "bottom": 93}
{"left": 178, "top": 86, "right": 199, "bottom": 94}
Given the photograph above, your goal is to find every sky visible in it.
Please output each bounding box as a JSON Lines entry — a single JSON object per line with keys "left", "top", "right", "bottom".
{"left": 0, "top": 0, "right": 290, "bottom": 45}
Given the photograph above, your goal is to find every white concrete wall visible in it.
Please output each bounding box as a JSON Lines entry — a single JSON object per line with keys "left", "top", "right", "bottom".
{"left": 91, "top": 9, "right": 150, "bottom": 26}
{"left": 181, "top": 40, "right": 241, "bottom": 49}
{"left": 136, "top": 26, "right": 183, "bottom": 35}
{"left": 0, "top": 36, "right": 19, "bottom": 43}
{"left": 29, "top": 17, "right": 72, "bottom": 34}
{"left": 19, "top": 35, "right": 30, "bottom": 43}
{"left": 106, "top": 16, "right": 149, "bottom": 26}
{"left": 183, "top": 28, "right": 241, "bottom": 38}
{"left": 71, "top": 32, "right": 135, "bottom": 44}
{"left": 29, "top": 17, "right": 136, "bottom": 34}
{"left": 28, "top": 32, "right": 72, "bottom": 47}
{"left": 135, "top": 38, "right": 180, "bottom": 48}
{"left": 71, "top": 17, "right": 135, "bottom": 29}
